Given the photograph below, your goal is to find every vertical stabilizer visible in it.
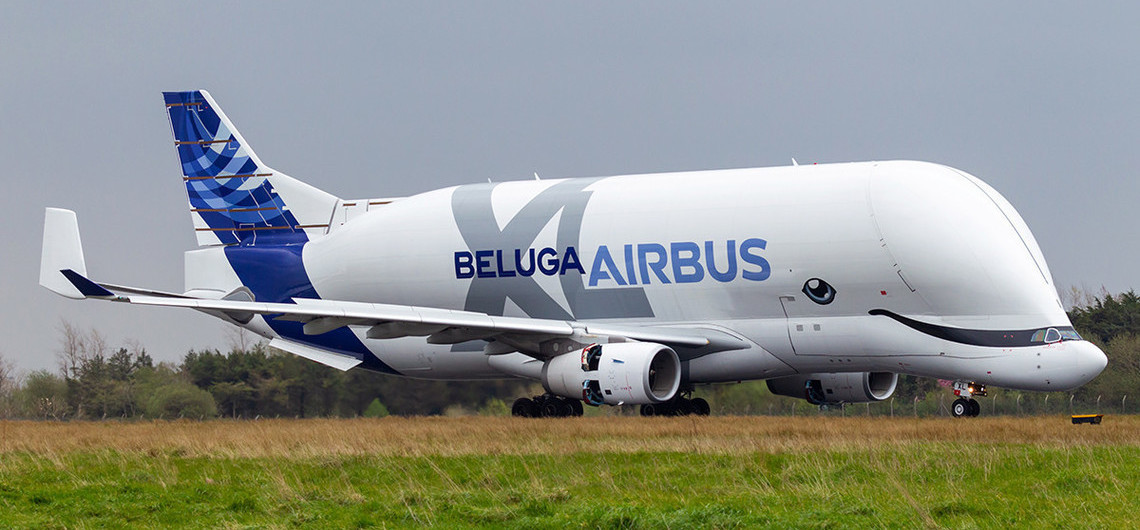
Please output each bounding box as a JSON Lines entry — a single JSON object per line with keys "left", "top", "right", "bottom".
{"left": 163, "top": 90, "right": 339, "bottom": 246}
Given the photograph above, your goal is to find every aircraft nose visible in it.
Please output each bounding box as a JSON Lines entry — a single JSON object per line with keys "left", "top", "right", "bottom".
{"left": 1075, "top": 341, "right": 1109, "bottom": 384}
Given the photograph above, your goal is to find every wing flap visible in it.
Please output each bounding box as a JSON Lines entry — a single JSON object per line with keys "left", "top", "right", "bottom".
{"left": 269, "top": 337, "right": 362, "bottom": 371}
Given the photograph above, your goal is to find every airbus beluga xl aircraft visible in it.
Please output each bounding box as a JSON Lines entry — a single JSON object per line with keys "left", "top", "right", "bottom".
{"left": 40, "top": 90, "right": 1106, "bottom": 418}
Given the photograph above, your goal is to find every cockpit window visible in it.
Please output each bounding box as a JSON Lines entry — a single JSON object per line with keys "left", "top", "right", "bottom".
{"left": 1031, "top": 328, "right": 1082, "bottom": 343}
{"left": 1059, "top": 329, "right": 1083, "bottom": 341}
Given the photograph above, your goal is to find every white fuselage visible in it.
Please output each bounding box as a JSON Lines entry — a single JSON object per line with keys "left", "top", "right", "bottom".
{"left": 220, "top": 161, "right": 1105, "bottom": 391}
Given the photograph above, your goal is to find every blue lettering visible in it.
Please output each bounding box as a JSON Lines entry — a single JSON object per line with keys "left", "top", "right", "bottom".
{"left": 515, "top": 248, "right": 536, "bottom": 277}
{"left": 706, "top": 240, "right": 737, "bottom": 282}
{"left": 671, "top": 242, "right": 704, "bottom": 283}
{"left": 538, "top": 247, "right": 559, "bottom": 275}
{"left": 495, "top": 249, "right": 516, "bottom": 277}
{"left": 476, "top": 250, "right": 495, "bottom": 278}
{"left": 561, "top": 246, "right": 585, "bottom": 276}
{"left": 455, "top": 251, "right": 475, "bottom": 279}
{"left": 740, "top": 238, "right": 771, "bottom": 281}
{"left": 458, "top": 239, "right": 769, "bottom": 284}
{"left": 589, "top": 245, "right": 627, "bottom": 286}
{"left": 623, "top": 244, "right": 638, "bottom": 286}
{"left": 638, "top": 243, "right": 671, "bottom": 284}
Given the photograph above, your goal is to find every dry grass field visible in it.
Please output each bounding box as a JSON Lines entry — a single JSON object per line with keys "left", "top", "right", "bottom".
{"left": 0, "top": 415, "right": 1136, "bottom": 528}
{"left": 1, "top": 415, "right": 1138, "bottom": 457}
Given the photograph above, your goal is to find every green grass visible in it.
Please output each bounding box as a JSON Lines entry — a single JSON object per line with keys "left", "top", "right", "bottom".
{"left": 0, "top": 443, "right": 1135, "bottom": 528}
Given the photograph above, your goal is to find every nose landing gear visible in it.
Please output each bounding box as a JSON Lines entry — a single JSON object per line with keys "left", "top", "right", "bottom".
{"left": 951, "top": 381, "right": 986, "bottom": 418}
{"left": 951, "top": 397, "right": 981, "bottom": 417}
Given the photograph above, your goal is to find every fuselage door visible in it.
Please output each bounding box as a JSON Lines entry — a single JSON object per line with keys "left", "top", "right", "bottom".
{"left": 779, "top": 294, "right": 849, "bottom": 357}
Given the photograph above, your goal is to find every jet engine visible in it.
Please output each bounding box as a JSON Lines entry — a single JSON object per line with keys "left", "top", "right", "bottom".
{"left": 542, "top": 342, "right": 681, "bottom": 405}
{"left": 767, "top": 372, "right": 898, "bottom": 405}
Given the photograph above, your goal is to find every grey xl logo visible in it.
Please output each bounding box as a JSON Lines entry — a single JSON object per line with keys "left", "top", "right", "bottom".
{"left": 451, "top": 178, "right": 654, "bottom": 320}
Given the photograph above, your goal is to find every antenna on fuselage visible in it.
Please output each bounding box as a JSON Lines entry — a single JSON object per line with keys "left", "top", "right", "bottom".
{"left": 534, "top": 172, "right": 541, "bottom": 180}
{"left": 792, "top": 158, "right": 799, "bottom": 166}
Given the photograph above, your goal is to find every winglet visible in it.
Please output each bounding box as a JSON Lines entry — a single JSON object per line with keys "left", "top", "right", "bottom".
{"left": 40, "top": 208, "right": 92, "bottom": 299}
{"left": 59, "top": 269, "right": 115, "bottom": 298}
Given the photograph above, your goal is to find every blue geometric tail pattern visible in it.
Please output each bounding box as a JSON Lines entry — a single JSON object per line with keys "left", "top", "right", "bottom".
{"left": 163, "top": 90, "right": 303, "bottom": 246}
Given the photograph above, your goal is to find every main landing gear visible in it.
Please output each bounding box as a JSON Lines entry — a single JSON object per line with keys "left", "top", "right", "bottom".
{"left": 639, "top": 395, "right": 711, "bottom": 417}
{"left": 951, "top": 381, "right": 986, "bottom": 418}
{"left": 511, "top": 394, "right": 584, "bottom": 418}
{"left": 511, "top": 394, "right": 713, "bottom": 417}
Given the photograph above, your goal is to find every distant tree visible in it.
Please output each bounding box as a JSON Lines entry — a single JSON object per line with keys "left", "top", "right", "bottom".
{"left": 0, "top": 351, "right": 15, "bottom": 418}
{"left": 477, "top": 398, "right": 509, "bottom": 417}
{"left": 363, "top": 398, "right": 389, "bottom": 418}
{"left": 144, "top": 382, "right": 217, "bottom": 419}
{"left": 1069, "top": 290, "right": 1140, "bottom": 344}
{"left": 210, "top": 381, "right": 256, "bottom": 418}
{"left": 18, "top": 371, "right": 69, "bottom": 420}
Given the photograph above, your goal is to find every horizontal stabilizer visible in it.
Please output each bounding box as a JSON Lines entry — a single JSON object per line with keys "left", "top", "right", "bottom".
{"left": 40, "top": 208, "right": 89, "bottom": 299}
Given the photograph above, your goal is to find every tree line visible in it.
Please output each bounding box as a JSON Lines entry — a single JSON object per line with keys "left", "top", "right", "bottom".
{"left": 0, "top": 323, "right": 529, "bottom": 420}
{"left": 0, "top": 290, "right": 1138, "bottom": 420}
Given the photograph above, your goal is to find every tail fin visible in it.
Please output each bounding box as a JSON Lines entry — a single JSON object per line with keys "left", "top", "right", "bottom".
{"left": 163, "top": 90, "right": 339, "bottom": 246}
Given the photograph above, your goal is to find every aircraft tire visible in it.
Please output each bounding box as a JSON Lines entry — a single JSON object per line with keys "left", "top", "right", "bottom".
{"left": 951, "top": 398, "right": 969, "bottom": 418}
{"left": 968, "top": 399, "right": 981, "bottom": 417}
{"left": 692, "top": 398, "right": 711, "bottom": 416}
{"left": 640, "top": 404, "right": 656, "bottom": 417}
{"left": 569, "top": 399, "right": 584, "bottom": 417}
{"left": 512, "top": 398, "right": 537, "bottom": 418}
{"left": 674, "top": 398, "right": 694, "bottom": 416}
{"left": 540, "top": 398, "right": 563, "bottom": 418}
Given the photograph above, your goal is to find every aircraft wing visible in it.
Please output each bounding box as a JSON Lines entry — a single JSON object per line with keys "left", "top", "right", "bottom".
{"left": 72, "top": 285, "right": 746, "bottom": 359}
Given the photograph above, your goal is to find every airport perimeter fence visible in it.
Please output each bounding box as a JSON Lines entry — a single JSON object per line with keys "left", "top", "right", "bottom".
{"left": 713, "top": 390, "right": 1131, "bottom": 418}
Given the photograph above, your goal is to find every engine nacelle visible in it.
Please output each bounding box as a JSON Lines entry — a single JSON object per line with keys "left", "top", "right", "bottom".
{"left": 542, "top": 342, "right": 681, "bottom": 405}
{"left": 767, "top": 372, "right": 898, "bottom": 405}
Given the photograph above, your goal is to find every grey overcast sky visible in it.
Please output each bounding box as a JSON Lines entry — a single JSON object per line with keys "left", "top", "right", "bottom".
{"left": 2, "top": 3, "right": 1138, "bottom": 372}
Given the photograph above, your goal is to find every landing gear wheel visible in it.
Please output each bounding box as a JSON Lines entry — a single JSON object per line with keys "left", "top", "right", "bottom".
{"left": 692, "top": 398, "right": 711, "bottom": 416}
{"left": 512, "top": 398, "right": 537, "bottom": 418}
{"left": 968, "top": 399, "right": 981, "bottom": 417}
{"left": 674, "top": 398, "right": 694, "bottom": 416}
{"left": 569, "top": 399, "right": 584, "bottom": 417}
{"left": 539, "top": 397, "right": 563, "bottom": 418}
{"left": 640, "top": 404, "right": 656, "bottom": 417}
{"left": 952, "top": 398, "right": 969, "bottom": 418}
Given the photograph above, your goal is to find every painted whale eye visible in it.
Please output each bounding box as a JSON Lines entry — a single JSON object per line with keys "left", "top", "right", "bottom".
{"left": 802, "top": 278, "right": 837, "bottom": 305}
